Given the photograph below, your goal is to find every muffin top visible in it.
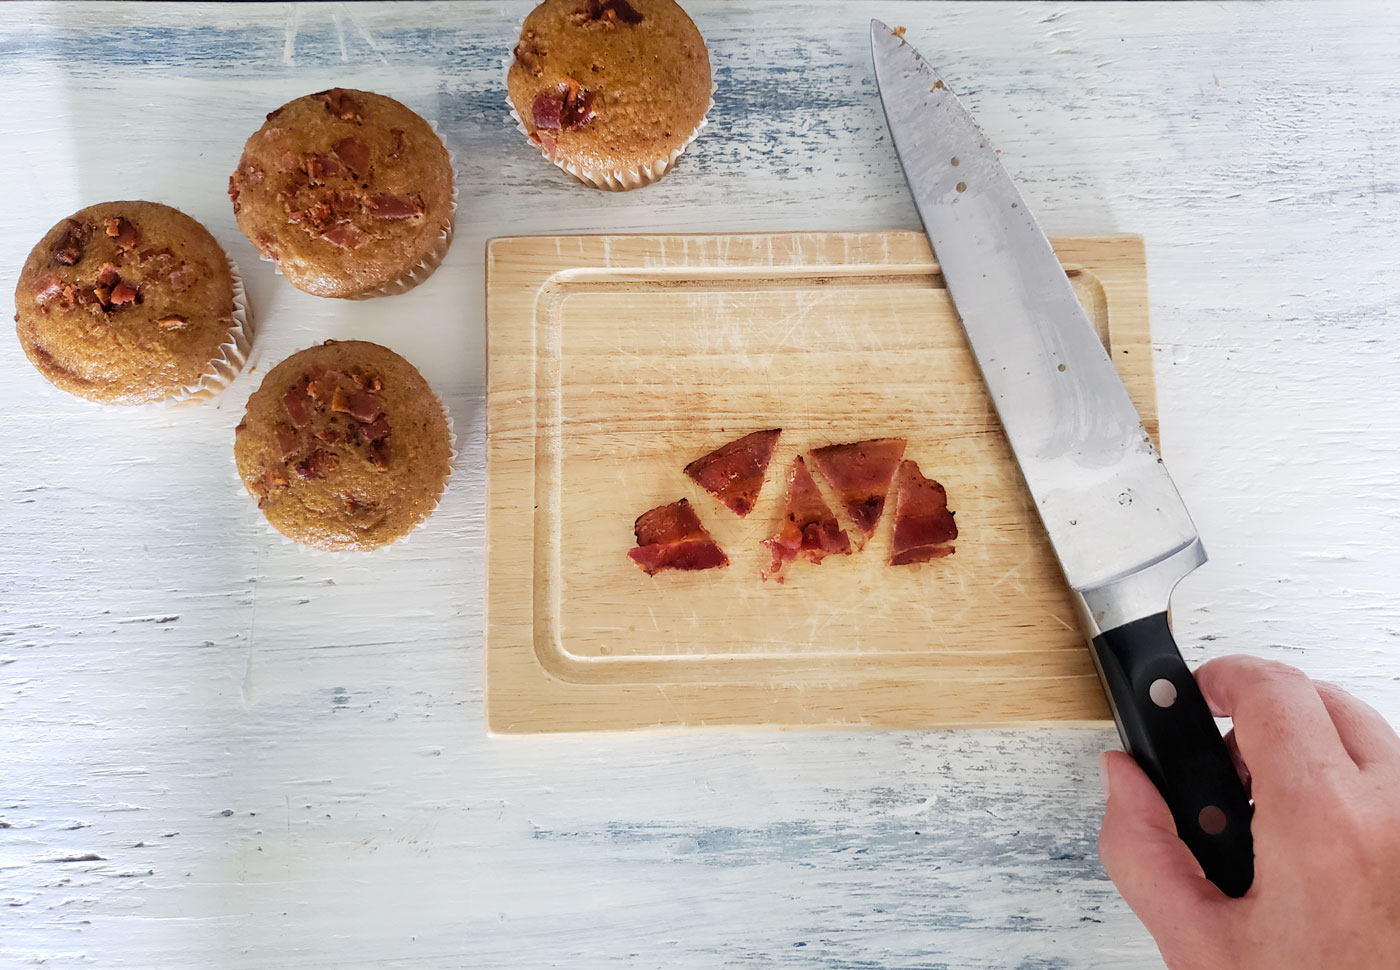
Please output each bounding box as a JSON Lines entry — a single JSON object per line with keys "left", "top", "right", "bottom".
{"left": 13, "top": 201, "right": 236, "bottom": 405}
{"left": 508, "top": 0, "right": 711, "bottom": 171}
{"left": 229, "top": 89, "right": 454, "bottom": 298}
{"left": 234, "top": 340, "right": 452, "bottom": 552}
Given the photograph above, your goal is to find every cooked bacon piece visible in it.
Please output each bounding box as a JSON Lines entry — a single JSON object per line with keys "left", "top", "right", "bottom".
{"left": 304, "top": 153, "right": 342, "bottom": 180}
{"left": 627, "top": 498, "right": 729, "bottom": 576}
{"left": 275, "top": 423, "right": 302, "bottom": 460}
{"left": 532, "top": 77, "right": 596, "bottom": 131}
{"left": 320, "top": 223, "right": 367, "bottom": 249}
{"left": 51, "top": 219, "right": 87, "bottom": 266}
{"left": 294, "top": 449, "right": 341, "bottom": 480}
{"left": 168, "top": 262, "right": 197, "bottom": 292}
{"left": 365, "top": 194, "right": 423, "bottom": 219}
{"left": 574, "top": 0, "right": 644, "bottom": 24}
{"left": 108, "top": 282, "right": 138, "bottom": 306}
{"left": 332, "top": 136, "right": 371, "bottom": 177}
{"left": 808, "top": 437, "right": 907, "bottom": 541}
{"left": 761, "top": 456, "right": 851, "bottom": 576}
{"left": 362, "top": 416, "right": 391, "bottom": 442}
{"left": 95, "top": 262, "right": 121, "bottom": 289}
{"left": 33, "top": 274, "right": 64, "bottom": 305}
{"left": 283, "top": 383, "right": 313, "bottom": 428}
{"left": 103, "top": 216, "right": 138, "bottom": 251}
{"left": 889, "top": 460, "right": 958, "bottom": 565}
{"left": 683, "top": 428, "right": 781, "bottom": 518}
{"left": 310, "top": 88, "right": 363, "bottom": 122}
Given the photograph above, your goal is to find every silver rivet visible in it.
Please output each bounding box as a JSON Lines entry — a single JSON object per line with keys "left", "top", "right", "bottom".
{"left": 1149, "top": 678, "right": 1177, "bottom": 708}
{"left": 1198, "top": 805, "right": 1227, "bottom": 835}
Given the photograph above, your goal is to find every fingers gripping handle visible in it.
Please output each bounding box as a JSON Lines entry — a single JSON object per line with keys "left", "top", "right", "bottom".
{"left": 1092, "top": 612, "right": 1255, "bottom": 897}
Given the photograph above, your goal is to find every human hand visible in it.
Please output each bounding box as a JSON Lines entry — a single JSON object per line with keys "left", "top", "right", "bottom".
{"left": 1097, "top": 655, "right": 1400, "bottom": 970}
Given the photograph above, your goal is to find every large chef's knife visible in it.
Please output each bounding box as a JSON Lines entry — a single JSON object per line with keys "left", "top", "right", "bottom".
{"left": 871, "top": 22, "right": 1253, "bottom": 896}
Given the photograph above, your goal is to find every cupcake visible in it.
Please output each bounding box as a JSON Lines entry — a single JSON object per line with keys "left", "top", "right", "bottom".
{"left": 13, "top": 201, "right": 246, "bottom": 406}
{"left": 229, "top": 89, "right": 455, "bottom": 298}
{"left": 234, "top": 340, "right": 453, "bottom": 552}
{"left": 507, "top": 0, "right": 712, "bottom": 190}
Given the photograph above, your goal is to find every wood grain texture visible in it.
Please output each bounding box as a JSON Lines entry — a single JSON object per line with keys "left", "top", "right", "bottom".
{"left": 486, "top": 231, "right": 1152, "bottom": 732}
{"left": 2, "top": 3, "right": 1398, "bottom": 969}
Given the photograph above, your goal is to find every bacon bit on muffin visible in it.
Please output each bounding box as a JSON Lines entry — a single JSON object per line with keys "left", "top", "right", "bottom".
{"left": 365, "top": 194, "right": 424, "bottom": 219}
{"left": 51, "top": 219, "right": 88, "bottom": 266}
{"left": 103, "top": 216, "right": 138, "bottom": 251}
{"left": 532, "top": 76, "right": 596, "bottom": 131}
{"left": 310, "top": 88, "right": 364, "bottom": 123}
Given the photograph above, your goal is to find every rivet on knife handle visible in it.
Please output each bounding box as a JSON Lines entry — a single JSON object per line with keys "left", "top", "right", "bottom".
{"left": 1090, "top": 612, "right": 1255, "bottom": 897}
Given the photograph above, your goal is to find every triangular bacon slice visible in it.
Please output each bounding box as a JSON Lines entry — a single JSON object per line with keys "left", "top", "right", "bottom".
{"left": 808, "top": 437, "right": 907, "bottom": 541}
{"left": 761, "top": 456, "right": 851, "bottom": 575}
{"left": 627, "top": 499, "right": 729, "bottom": 576}
{"left": 683, "top": 429, "right": 781, "bottom": 517}
{"left": 889, "top": 461, "right": 958, "bottom": 565}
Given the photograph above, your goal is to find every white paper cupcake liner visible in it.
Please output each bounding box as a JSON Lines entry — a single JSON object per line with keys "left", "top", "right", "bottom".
{"left": 168, "top": 250, "right": 253, "bottom": 406}
{"left": 256, "top": 119, "right": 458, "bottom": 300}
{"left": 503, "top": 52, "right": 715, "bottom": 191}
{"left": 233, "top": 387, "right": 457, "bottom": 557}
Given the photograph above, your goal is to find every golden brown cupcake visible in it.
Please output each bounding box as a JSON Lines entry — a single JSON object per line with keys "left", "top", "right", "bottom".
{"left": 13, "top": 201, "right": 245, "bottom": 405}
{"left": 508, "top": 0, "right": 712, "bottom": 189}
{"left": 234, "top": 340, "right": 452, "bottom": 552}
{"left": 229, "top": 89, "right": 455, "bottom": 298}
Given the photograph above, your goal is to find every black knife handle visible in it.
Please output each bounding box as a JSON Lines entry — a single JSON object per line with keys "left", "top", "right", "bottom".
{"left": 1091, "top": 612, "right": 1254, "bottom": 897}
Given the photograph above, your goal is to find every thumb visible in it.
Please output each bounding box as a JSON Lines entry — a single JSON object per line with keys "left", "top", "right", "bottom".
{"left": 1098, "top": 751, "right": 1229, "bottom": 936}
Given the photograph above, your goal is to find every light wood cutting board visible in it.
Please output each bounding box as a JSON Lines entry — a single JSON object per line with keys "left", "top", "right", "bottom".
{"left": 485, "top": 231, "right": 1156, "bottom": 734}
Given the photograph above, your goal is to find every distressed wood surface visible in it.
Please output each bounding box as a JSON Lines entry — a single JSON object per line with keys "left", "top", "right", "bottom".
{"left": 1, "top": 2, "right": 1398, "bottom": 968}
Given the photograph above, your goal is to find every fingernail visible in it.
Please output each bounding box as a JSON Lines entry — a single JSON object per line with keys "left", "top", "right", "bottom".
{"left": 1098, "top": 752, "right": 1111, "bottom": 799}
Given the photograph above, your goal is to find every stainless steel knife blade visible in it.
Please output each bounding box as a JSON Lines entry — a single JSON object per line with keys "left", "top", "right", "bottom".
{"left": 873, "top": 21, "right": 1254, "bottom": 898}
{"left": 870, "top": 21, "right": 1201, "bottom": 607}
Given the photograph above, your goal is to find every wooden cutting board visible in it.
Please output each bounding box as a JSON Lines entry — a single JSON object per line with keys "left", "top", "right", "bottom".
{"left": 485, "top": 231, "right": 1155, "bottom": 734}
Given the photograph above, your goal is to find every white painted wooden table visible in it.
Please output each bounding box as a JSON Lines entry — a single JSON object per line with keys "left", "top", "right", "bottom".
{"left": 3, "top": 3, "right": 1397, "bottom": 968}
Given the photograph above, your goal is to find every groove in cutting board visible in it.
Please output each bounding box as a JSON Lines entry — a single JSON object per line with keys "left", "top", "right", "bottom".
{"left": 486, "top": 232, "right": 1155, "bottom": 734}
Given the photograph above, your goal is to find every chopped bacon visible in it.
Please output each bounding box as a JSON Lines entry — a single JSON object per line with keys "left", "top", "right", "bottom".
{"left": 532, "top": 92, "right": 564, "bottom": 129}
{"left": 315, "top": 428, "right": 340, "bottom": 443}
{"left": 95, "top": 262, "right": 120, "bottom": 289}
{"left": 531, "top": 130, "right": 558, "bottom": 156}
{"left": 627, "top": 499, "right": 729, "bottom": 576}
{"left": 367, "top": 439, "right": 389, "bottom": 470}
{"left": 808, "top": 438, "right": 907, "bottom": 541}
{"left": 332, "top": 136, "right": 371, "bottom": 177}
{"left": 283, "top": 384, "right": 312, "bottom": 428}
{"left": 889, "top": 460, "right": 958, "bottom": 565}
{"left": 275, "top": 423, "right": 302, "bottom": 460}
{"left": 304, "top": 153, "right": 342, "bottom": 180}
{"left": 108, "top": 282, "right": 138, "bottom": 306}
{"left": 169, "top": 262, "right": 197, "bottom": 292}
{"left": 330, "top": 388, "right": 383, "bottom": 424}
{"left": 33, "top": 274, "right": 64, "bottom": 305}
{"left": 228, "top": 173, "right": 242, "bottom": 210}
{"left": 365, "top": 194, "right": 423, "bottom": 219}
{"left": 362, "top": 416, "right": 391, "bottom": 442}
{"left": 320, "top": 223, "right": 367, "bottom": 249}
{"left": 103, "top": 216, "right": 138, "bottom": 251}
{"left": 310, "top": 88, "right": 363, "bottom": 123}
{"left": 683, "top": 429, "right": 781, "bottom": 518}
{"left": 294, "top": 449, "right": 341, "bottom": 480}
{"left": 51, "top": 219, "right": 87, "bottom": 266}
{"left": 574, "top": 0, "right": 644, "bottom": 24}
{"left": 531, "top": 77, "right": 596, "bottom": 131}
{"left": 252, "top": 467, "right": 289, "bottom": 507}
{"left": 761, "top": 457, "right": 851, "bottom": 576}
{"left": 93, "top": 286, "right": 112, "bottom": 307}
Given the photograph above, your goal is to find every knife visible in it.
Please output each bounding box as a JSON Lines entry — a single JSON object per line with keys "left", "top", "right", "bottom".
{"left": 871, "top": 21, "right": 1253, "bottom": 896}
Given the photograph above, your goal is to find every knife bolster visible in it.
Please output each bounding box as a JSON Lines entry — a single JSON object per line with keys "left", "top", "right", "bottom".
{"left": 1071, "top": 536, "right": 1206, "bottom": 638}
